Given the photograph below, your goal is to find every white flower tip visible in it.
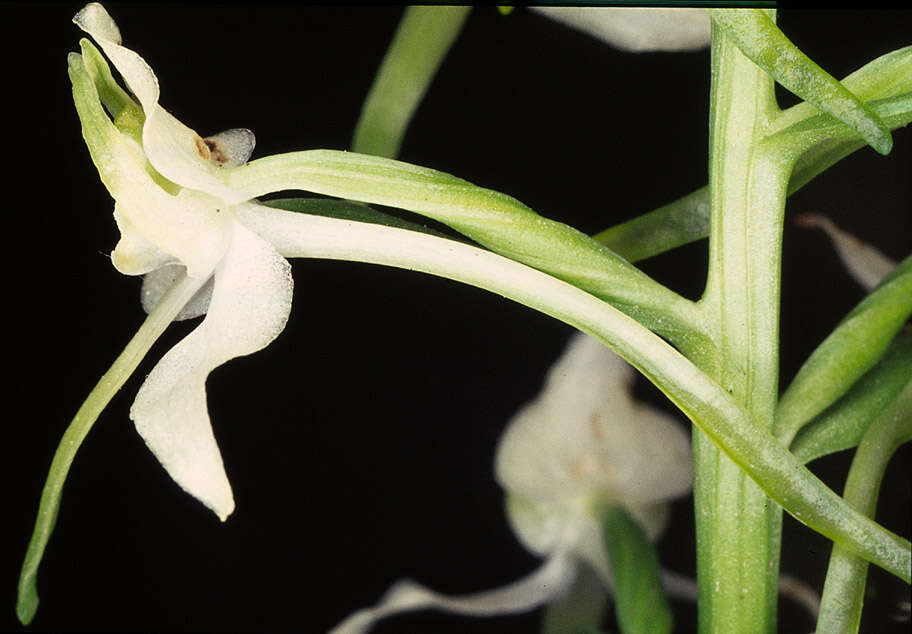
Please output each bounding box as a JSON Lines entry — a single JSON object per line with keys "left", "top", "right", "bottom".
{"left": 215, "top": 497, "right": 235, "bottom": 523}
{"left": 181, "top": 468, "right": 235, "bottom": 522}
{"left": 159, "top": 443, "right": 236, "bottom": 521}
{"left": 73, "top": 3, "right": 121, "bottom": 45}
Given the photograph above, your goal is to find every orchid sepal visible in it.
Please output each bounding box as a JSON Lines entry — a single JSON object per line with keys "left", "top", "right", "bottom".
{"left": 68, "top": 42, "right": 230, "bottom": 278}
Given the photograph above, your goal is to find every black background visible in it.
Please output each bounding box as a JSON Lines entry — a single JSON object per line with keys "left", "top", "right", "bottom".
{"left": 3, "top": 4, "right": 910, "bottom": 633}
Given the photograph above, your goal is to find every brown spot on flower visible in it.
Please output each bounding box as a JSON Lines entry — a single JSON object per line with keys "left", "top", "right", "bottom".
{"left": 204, "top": 138, "right": 230, "bottom": 165}
{"left": 195, "top": 136, "right": 211, "bottom": 161}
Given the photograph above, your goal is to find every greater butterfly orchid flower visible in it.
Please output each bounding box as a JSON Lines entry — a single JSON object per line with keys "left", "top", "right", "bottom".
{"left": 330, "top": 332, "right": 693, "bottom": 634}
{"left": 68, "top": 2, "right": 296, "bottom": 520}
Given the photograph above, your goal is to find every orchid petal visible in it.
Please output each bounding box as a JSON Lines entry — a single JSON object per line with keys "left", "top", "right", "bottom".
{"left": 795, "top": 213, "right": 897, "bottom": 291}
{"left": 130, "top": 223, "right": 293, "bottom": 519}
{"left": 73, "top": 3, "right": 244, "bottom": 202}
{"left": 534, "top": 7, "right": 711, "bottom": 53}
{"left": 328, "top": 551, "right": 578, "bottom": 634}
{"left": 141, "top": 264, "right": 214, "bottom": 321}
{"left": 110, "top": 204, "right": 178, "bottom": 275}
{"left": 69, "top": 43, "right": 231, "bottom": 278}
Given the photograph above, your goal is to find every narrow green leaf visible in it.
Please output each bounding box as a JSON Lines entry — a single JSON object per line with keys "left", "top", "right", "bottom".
{"left": 352, "top": 6, "right": 471, "bottom": 158}
{"left": 792, "top": 332, "right": 912, "bottom": 464}
{"left": 816, "top": 379, "right": 912, "bottom": 634}
{"left": 772, "top": 45, "right": 912, "bottom": 133}
{"left": 599, "top": 503, "right": 672, "bottom": 634}
{"left": 592, "top": 187, "right": 710, "bottom": 263}
{"left": 775, "top": 257, "right": 912, "bottom": 445}
{"left": 592, "top": 46, "right": 912, "bottom": 262}
{"left": 710, "top": 9, "right": 893, "bottom": 154}
{"left": 767, "top": 92, "right": 912, "bottom": 163}
{"left": 775, "top": 44, "right": 912, "bottom": 189}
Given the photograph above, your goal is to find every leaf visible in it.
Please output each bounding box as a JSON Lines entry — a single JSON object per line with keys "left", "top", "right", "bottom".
{"left": 791, "top": 332, "right": 912, "bottom": 464}
{"left": 710, "top": 9, "right": 892, "bottom": 154}
{"left": 599, "top": 504, "right": 672, "bottom": 634}
{"left": 593, "top": 187, "right": 710, "bottom": 263}
{"left": 775, "top": 256, "right": 912, "bottom": 445}
{"left": 815, "top": 379, "right": 912, "bottom": 634}
{"left": 592, "top": 46, "right": 912, "bottom": 263}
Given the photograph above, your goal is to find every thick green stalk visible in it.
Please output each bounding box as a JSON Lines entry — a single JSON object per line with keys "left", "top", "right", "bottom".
{"left": 694, "top": 15, "right": 783, "bottom": 634}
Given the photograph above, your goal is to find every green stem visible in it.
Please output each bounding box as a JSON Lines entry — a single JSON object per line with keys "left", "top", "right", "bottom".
{"left": 16, "top": 273, "right": 204, "bottom": 625}
{"left": 694, "top": 14, "right": 783, "bottom": 634}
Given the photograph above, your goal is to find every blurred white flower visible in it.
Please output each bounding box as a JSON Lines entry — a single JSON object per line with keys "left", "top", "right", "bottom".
{"left": 795, "top": 213, "right": 897, "bottom": 290}
{"left": 330, "top": 332, "right": 692, "bottom": 633}
{"left": 497, "top": 331, "right": 692, "bottom": 585}
{"left": 533, "top": 7, "right": 711, "bottom": 53}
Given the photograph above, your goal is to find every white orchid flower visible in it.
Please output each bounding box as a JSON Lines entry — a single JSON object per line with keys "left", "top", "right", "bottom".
{"left": 534, "top": 7, "right": 711, "bottom": 53}
{"left": 69, "top": 2, "right": 294, "bottom": 521}
{"left": 330, "top": 332, "right": 693, "bottom": 634}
